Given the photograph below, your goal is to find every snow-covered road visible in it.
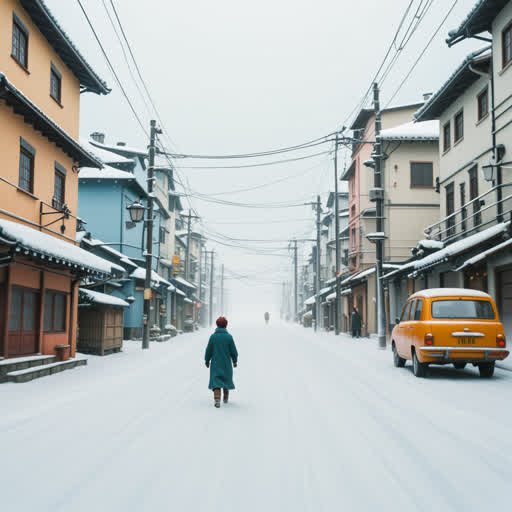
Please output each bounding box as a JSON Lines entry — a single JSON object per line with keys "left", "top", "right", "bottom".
{"left": 2, "top": 323, "right": 512, "bottom": 511}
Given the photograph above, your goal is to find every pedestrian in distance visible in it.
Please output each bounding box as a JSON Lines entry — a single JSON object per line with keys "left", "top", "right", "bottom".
{"left": 205, "top": 316, "right": 238, "bottom": 408}
{"left": 351, "top": 307, "right": 362, "bottom": 339}
{"left": 264, "top": 311, "right": 270, "bottom": 325}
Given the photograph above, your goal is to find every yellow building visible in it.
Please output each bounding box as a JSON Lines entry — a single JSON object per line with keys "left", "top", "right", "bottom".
{"left": 0, "top": 0, "right": 114, "bottom": 360}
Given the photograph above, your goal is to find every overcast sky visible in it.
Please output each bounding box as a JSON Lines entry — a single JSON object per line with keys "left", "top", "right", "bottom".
{"left": 46, "top": 0, "right": 482, "bottom": 320}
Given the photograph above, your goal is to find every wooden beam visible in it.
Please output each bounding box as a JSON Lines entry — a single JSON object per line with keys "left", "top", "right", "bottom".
{"left": 3, "top": 265, "right": 12, "bottom": 359}
{"left": 38, "top": 269, "right": 45, "bottom": 354}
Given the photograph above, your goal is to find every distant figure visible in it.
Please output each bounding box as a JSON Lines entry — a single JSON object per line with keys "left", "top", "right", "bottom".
{"left": 264, "top": 311, "right": 270, "bottom": 325}
{"left": 351, "top": 307, "right": 362, "bottom": 338}
{"left": 205, "top": 317, "right": 238, "bottom": 408}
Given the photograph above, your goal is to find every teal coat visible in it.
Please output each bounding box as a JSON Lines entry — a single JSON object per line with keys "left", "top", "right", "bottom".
{"left": 205, "top": 328, "right": 238, "bottom": 390}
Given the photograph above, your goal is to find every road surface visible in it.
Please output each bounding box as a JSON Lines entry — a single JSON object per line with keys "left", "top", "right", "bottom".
{"left": 2, "top": 323, "right": 511, "bottom": 511}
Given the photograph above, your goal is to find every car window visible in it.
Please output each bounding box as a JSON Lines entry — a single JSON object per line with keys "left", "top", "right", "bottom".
{"left": 401, "top": 301, "right": 412, "bottom": 322}
{"left": 408, "top": 299, "right": 417, "bottom": 320}
{"left": 431, "top": 299, "right": 495, "bottom": 319}
{"left": 414, "top": 299, "right": 423, "bottom": 320}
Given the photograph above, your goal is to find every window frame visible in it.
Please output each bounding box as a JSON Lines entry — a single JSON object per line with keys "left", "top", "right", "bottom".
{"left": 445, "top": 182, "right": 455, "bottom": 237}
{"left": 12, "top": 13, "right": 29, "bottom": 69}
{"left": 410, "top": 161, "right": 434, "bottom": 188}
{"left": 502, "top": 21, "right": 512, "bottom": 69}
{"left": 53, "top": 168, "right": 66, "bottom": 210}
{"left": 50, "top": 63, "right": 62, "bottom": 105}
{"left": 43, "top": 290, "right": 67, "bottom": 333}
{"left": 454, "top": 109, "right": 464, "bottom": 143}
{"left": 443, "top": 121, "right": 451, "bottom": 152}
{"left": 19, "top": 143, "right": 34, "bottom": 194}
{"left": 477, "top": 87, "right": 489, "bottom": 121}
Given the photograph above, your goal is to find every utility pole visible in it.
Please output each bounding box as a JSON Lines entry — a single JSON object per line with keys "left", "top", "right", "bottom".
{"left": 209, "top": 251, "right": 215, "bottom": 326}
{"left": 372, "top": 83, "right": 387, "bottom": 350}
{"left": 220, "top": 264, "right": 224, "bottom": 314}
{"left": 198, "top": 241, "right": 204, "bottom": 326}
{"left": 184, "top": 210, "right": 199, "bottom": 282}
{"left": 315, "top": 195, "right": 321, "bottom": 332}
{"left": 293, "top": 239, "right": 298, "bottom": 323}
{"left": 334, "top": 133, "right": 341, "bottom": 336}
{"left": 142, "top": 120, "right": 160, "bottom": 350}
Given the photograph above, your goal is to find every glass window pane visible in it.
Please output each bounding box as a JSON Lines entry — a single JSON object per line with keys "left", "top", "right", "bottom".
{"left": 408, "top": 300, "right": 417, "bottom": 320}
{"left": 9, "top": 288, "right": 22, "bottom": 331}
{"left": 414, "top": 300, "right": 423, "bottom": 320}
{"left": 23, "top": 291, "right": 36, "bottom": 330}
{"left": 44, "top": 291, "right": 53, "bottom": 331}
{"left": 431, "top": 300, "right": 495, "bottom": 319}
{"left": 54, "top": 294, "right": 66, "bottom": 331}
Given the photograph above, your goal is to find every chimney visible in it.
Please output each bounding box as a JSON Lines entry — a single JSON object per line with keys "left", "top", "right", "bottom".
{"left": 90, "top": 132, "right": 105, "bottom": 144}
{"left": 423, "top": 92, "right": 433, "bottom": 101}
{"left": 117, "top": 142, "right": 126, "bottom": 147}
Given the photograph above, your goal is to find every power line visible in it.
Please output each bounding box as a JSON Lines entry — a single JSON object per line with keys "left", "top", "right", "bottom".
{"left": 385, "top": 0, "right": 460, "bottom": 108}
{"left": 76, "top": 0, "right": 148, "bottom": 137}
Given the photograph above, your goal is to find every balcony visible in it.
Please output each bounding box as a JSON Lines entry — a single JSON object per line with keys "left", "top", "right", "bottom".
{"left": 424, "top": 184, "right": 512, "bottom": 243}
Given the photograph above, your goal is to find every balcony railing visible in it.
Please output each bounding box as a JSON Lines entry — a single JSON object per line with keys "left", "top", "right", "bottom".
{"left": 424, "top": 183, "right": 512, "bottom": 243}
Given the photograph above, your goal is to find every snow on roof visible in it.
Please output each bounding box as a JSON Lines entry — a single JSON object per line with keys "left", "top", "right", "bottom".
{"left": 0, "top": 218, "right": 112, "bottom": 275}
{"left": 342, "top": 264, "right": 401, "bottom": 284}
{"left": 170, "top": 287, "right": 186, "bottom": 297}
{"left": 381, "top": 261, "right": 417, "bottom": 280}
{"left": 89, "top": 139, "right": 147, "bottom": 157}
{"left": 304, "top": 296, "right": 316, "bottom": 306}
{"left": 81, "top": 139, "right": 134, "bottom": 165}
{"left": 410, "top": 288, "right": 491, "bottom": 299}
{"left": 412, "top": 222, "right": 510, "bottom": 273}
{"left": 418, "top": 239, "right": 444, "bottom": 250}
{"left": 379, "top": 120, "right": 439, "bottom": 141}
{"left": 173, "top": 276, "right": 197, "bottom": 289}
{"left": 456, "top": 237, "right": 512, "bottom": 271}
{"left": 130, "top": 267, "right": 171, "bottom": 286}
{"left": 79, "top": 288, "right": 129, "bottom": 307}
{"left": 79, "top": 165, "right": 136, "bottom": 180}
{"left": 81, "top": 237, "right": 137, "bottom": 268}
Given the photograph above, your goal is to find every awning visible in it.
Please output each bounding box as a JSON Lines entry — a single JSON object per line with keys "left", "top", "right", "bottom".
{"left": 130, "top": 267, "right": 171, "bottom": 287}
{"left": 0, "top": 218, "right": 113, "bottom": 276}
{"left": 456, "top": 238, "right": 512, "bottom": 271}
{"left": 304, "top": 296, "right": 316, "bottom": 306}
{"left": 0, "top": 73, "right": 102, "bottom": 167}
{"left": 79, "top": 288, "right": 129, "bottom": 308}
{"left": 184, "top": 298, "right": 193, "bottom": 304}
{"left": 170, "top": 287, "right": 186, "bottom": 297}
{"left": 173, "top": 276, "right": 197, "bottom": 289}
{"left": 410, "top": 222, "right": 510, "bottom": 276}
{"left": 327, "top": 289, "right": 351, "bottom": 301}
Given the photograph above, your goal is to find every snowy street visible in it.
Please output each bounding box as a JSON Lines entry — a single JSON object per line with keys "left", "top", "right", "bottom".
{"left": 2, "top": 323, "right": 512, "bottom": 511}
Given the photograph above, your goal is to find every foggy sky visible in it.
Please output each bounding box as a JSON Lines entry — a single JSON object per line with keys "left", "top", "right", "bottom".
{"left": 45, "top": 0, "right": 482, "bottom": 319}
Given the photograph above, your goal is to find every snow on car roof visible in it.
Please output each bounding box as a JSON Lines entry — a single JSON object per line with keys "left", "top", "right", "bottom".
{"left": 410, "top": 288, "right": 492, "bottom": 299}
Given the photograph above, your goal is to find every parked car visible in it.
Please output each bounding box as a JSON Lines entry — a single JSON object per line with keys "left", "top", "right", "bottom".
{"left": 391, "top": 288, "right": 508, "bottom": 378}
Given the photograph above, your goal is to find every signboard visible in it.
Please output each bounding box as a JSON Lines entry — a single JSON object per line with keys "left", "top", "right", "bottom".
{"left": 144, "top": 288, "right": 152, "bottom": 300}
{"left": 172, "top": 254, "right": 180, "bottom": 273}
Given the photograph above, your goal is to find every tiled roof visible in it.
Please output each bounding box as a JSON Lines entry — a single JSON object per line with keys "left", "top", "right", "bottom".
{"left": 19, "top": 0, "right": 109, "bottom": 94}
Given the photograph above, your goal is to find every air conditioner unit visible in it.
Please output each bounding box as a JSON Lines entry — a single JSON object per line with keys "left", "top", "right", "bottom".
{"left": 369, "top": 188, "right": 384, "bottom": 202}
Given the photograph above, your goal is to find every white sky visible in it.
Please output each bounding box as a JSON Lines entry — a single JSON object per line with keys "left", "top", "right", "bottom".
{"left": 45, "top": 0, "right": 483, "bottom": 318}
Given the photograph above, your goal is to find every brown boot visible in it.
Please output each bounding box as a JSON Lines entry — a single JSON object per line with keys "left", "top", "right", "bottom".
{"left": 213, "top": 388, "right": 221, "bottom": 408}
{"left": 223, "top": 388, "right": 229, "bottom": 404}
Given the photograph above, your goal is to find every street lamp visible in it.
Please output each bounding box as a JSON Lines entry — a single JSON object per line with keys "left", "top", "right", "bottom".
{"left": 126, "top": 200, "right": 145, "bottom": 223}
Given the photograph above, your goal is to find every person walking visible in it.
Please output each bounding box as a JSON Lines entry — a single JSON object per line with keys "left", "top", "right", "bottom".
{"left": 264, "top": 311, "right": 270, "bottom": 325}
{"left": 205, "top": 316, "right": 238, "bottom": 408}
{"left": 351, "top": 307, "right": 362, "bottom": 339}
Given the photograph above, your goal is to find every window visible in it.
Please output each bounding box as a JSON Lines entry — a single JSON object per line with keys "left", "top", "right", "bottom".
{"left": 351, "top": 227, "right": 356, "bottom": 249}
{"left": 159, "top": 227, "right": 166, "bottom": 244}
{"left": 460, "top": 182, "right": 467, "bottom": 232}
{"left": 410, "top": 162, "right": 433, "bottom": 188}
{"left": 400, "top": 301, "right": 412, "bottom": 322}
{"left": 445, "top": 182, "right": 455, "bottom": 238}
{"left": 50, "top": 64, "right": 62, "bottom": 104}
{"left": 19, "top": 141, "right": 34, "bottom": 194}
{"left": 431, "top": 300, "right": 495, "bottom": 319}
{"left": 408, "top": 300, "right": 417, "bottom": 321}
{"left": 503, "top": 21, "right": 512, "bottom": 68}
{"left": 44, "top": 291, "right": 66, "bottom": 332}
{"left": 12, "top": 15, "right": 28, "bottom": 68}
{"left": 443, "top": 122, "right": 451, "bottom": 152}
{"left": 469, "top": 165, "right": 481, "bottom": 226}
{"left": 413, "top": 299, "right": 423, "bottom": 321}
{"left": 53, "top": 170, "right": 65, "bottom": 210}
{"left": 454, "top": 110, "right": 464, "bottom": 142}
{"left": 9, "top": 287, "right": 38, "bottom": 332}
{"left": 477, "top": 88, "right": 489, "bottom": 121}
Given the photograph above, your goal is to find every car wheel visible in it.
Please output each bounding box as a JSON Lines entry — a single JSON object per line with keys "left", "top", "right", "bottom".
{"left": 453, "top": 362, "right": 466, "bottom": 370}
{"left": 478, "top": 362, "right": 495, "bottom": 378}
{"left": 392, "top": 342, "right": 406, "bottom": 368}
{"left": 412, "top": 349, "right": 427, "bottom": 378}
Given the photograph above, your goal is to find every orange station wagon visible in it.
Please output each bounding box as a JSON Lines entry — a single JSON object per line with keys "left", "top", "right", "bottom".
{"left": 391, "top": 289, "right": 508, "bottom": 378}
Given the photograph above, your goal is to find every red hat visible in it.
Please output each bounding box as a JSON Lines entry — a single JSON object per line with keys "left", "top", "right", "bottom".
{"left": 216, "top": 316, "right": 228, "bottom": 328}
